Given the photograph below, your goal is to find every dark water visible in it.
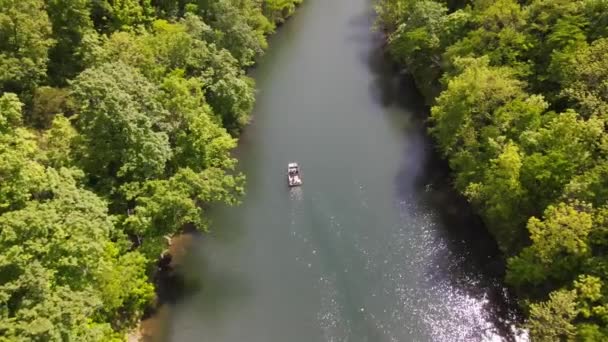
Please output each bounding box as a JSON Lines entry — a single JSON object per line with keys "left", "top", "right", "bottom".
{"left": 156, "top": 0, "right": 525, "bottom": 340}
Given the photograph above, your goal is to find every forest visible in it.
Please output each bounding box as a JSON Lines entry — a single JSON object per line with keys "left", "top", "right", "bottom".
{"left": 0, "top": 0, "right": 301, "bottom": 340}
{"left": 375, "top": 0, "right": 608, "bottom": 340}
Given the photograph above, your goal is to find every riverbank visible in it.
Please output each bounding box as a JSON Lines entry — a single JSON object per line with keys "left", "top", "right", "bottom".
{"left": 375, "top": 0, "right": 608, "bottom": 339}
{"left": 0, "top": 1, "right": 313, "bottom": 340}
{"left": 136, "top": 4, "right": 306, "bottom": 341}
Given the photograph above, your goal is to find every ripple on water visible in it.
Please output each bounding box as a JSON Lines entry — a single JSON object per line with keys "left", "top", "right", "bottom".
{"left": 317, "top": 274, "right": 351, "bottom": 342}
{"left": 287, "top": 187, "right": 527, "bottom": 342}
{"left": 384, "top": 200, "right": 528, "bottom": 342}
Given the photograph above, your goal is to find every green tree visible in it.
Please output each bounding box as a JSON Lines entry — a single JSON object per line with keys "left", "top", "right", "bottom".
{"left": 582, "top": 0, "right": 608, "bottom": 40}
{"left": 41, "top": 115, "right": 78, "bottom": 169}
{"left": 527, "top": 289, "right": 579, "bottom": 342}
{"left": 508, "top": 202, "right": 594, "bottom": 287}
{"left": 158, "top": 71, "right": 237, "bottom": 172}
{"left": 519, "top": 111, "right": 603, "bottom": 212}
{"left": 122, "top": 167, "right": 244, "bottom": 259}
{"left": 444, "top": 0, "right": 532, "bottom": 77}
{"left": 387, "top": 0, "right": 450, "bottom": 98}
{"left": 29, "top": 86, "right": 73, "bottom": 129}
{"left": 91, "top": 18, "right": 255, "bottom": 132}
{"left": 0, "top": 0, "right": 54, "bottom": 94}
{"left": 264, "top": 0, "right": 302, "bottom": 24}
{"left": 465, "top": 142, "right": 527, "bottom": 251}
{"left": 195, "top": 0, "right": 269, "bottom": 66}
{"left": 0, "top": 94, "right": 45, "bottom": 213}
{"left": 90, "top": 0, "right": 155, "bottom": 32}
{"left": 70, "top": 62, "right": 172, "bottom": 188}
{"left": 556, "top": 38, "right": 608, "bottom": 118}
{"left": 0, "top": 168, "right": 153, "bottom": 340}
{"left": 45, "top": 0, "right": 93, "bottom": 85}
{"left": 376, "top": 0, "right": 608, "bottom": 338}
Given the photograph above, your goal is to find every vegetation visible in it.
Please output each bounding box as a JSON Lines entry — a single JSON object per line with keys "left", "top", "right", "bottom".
{"left": 375, "top": 0, "right": 608, "bottom": 339}
{"left": 0, "top": 0, "right": 300, "bottom": 340}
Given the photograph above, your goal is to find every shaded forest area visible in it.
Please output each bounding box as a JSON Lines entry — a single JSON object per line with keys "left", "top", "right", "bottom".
{"left": 375, "top": 0, "right": 608, "bottom": 340}
{"left": 0, "top": 0, "right": 301, "bottom": 340}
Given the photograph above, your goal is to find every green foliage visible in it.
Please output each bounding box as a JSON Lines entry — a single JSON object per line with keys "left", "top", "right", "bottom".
{"left": 527, "top": 289, "right": 578, "bottom": 341}
{"left": 89, "top": 16, "right": 256, "bottom": 133}
{"left": 90, "top": 0, "right": 155, "bottom": 32}
{"left": 556, "top": 38, "right": 608, "bottom": 118}
{"left": 195, "top": 0, "right": 271, "bottom": 67}
{"left": 71, "top": 62, "right": 172, "bottom": 187}
{"left": 264, "top": 0, "right": 302, "bottom": 24}
{"left": 0, "top": 167, "right": 154, "bottom": 340}
{"left": 29, "top": 86, "right": 73, "bottom": 129}
{"left": 376, "top": 0, "right": 608, "bottom": 338}
{"left": 158, "top": 71, "right": 238, "bottom": 171}
{"left": 122, "top": 167, "right": 244, "bottom": 259}
{"left": 41, "top": 115, "right": 78, "bottom": 169}
{"left": 0, "top": 94, "right": 45, "bottom": 213}
{"left": 45, "top": 0, "right": 94, "bottom": 84}
{"left": 444, "top": 0, "right": 532, "bottom": 77}
{"left": 0, "top": 0, "right": 54, "bottom": 95}
{"left": 387, "top": 0, "right": 469, "bottom": 98}
{"left": 466, "top": 143, "right": 527, "bottom": 250}
{"left": 1, "top": 0, "right": 292, "bottom": 338}
{"left": 0, "top": 97, "right": 153, "bottom": 339}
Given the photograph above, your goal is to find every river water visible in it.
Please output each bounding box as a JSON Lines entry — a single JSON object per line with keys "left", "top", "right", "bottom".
{"left": 154, "top": 0, "right": 524, "bottom": 341}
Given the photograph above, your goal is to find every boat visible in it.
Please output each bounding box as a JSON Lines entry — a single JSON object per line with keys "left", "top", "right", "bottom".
{"left": 287, "top": 162, "right": 302, "bottom": 187}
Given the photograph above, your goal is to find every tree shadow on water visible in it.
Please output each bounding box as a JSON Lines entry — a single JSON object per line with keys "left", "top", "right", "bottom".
{"left": 359, "top": 11, "right": 525, "bottom": 342}
{"left": 145, "top": 230, "right": 253, "bottom": 336}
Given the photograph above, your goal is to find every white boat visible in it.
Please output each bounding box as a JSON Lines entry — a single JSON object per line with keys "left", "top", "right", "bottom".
{"left": 287, "top": 162, "right": 302, "bottom": 187}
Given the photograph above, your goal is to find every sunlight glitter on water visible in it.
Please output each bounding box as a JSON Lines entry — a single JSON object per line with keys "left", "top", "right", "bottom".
{"left": 390, "top": 200, "right": 529, "bottom": 342}
{"left": 286, "top": 188, "right": 528, "bottom": 341}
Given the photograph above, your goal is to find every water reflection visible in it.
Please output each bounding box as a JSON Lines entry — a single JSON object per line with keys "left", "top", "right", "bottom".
{"left": 359, "top": 13, "right": 528, "bottom": 342}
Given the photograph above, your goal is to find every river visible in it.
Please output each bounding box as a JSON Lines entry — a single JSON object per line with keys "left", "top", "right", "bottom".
{"left": 151, "top": 0, "right": 524, "bottom": 341}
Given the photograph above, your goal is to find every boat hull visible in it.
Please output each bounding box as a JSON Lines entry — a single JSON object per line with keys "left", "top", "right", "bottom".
{"left": 288, "top": 176, "right": 302, "bottom": 187}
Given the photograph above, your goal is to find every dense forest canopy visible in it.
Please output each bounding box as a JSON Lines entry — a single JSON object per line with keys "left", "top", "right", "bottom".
{"left": 0, "top": 0, "right": 301, "bottom": 340}
{"left": 375, "top": 0, "right": 608, "bottom": 340}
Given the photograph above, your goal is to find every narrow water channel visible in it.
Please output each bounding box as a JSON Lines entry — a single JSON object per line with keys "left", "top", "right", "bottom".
{"left": 155, "top": 0, "right": 523, "bottom": 340}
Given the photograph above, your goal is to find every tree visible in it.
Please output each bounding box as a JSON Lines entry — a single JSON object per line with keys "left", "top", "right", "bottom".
{"left": 565, "top": 163, "right": 608, "bottom": 207}
{"left": 70, "top": 62, "right": 172, "bottom": 188}
{"left": 90, "top": 18, "right": 256, "bottom": 132}
{"left": 0, "top": 94, "right": 46, "bottom": 213}
{"left": 443, "top": 0, "right": 532, "bottom": 77}
{"left": 41, "top": 115, "right": 78, "bottom": 169}
{"left": 465, "top": 142, "right": 527, "bottom": 251}
{"left": 264, "top": 0, "right": 302, "bottom": 24}
{"left": 430, "top": 57, "right": 524, "bottom": 159}
{"left": 0, "top": 0, "right": 300, "bottom": 338}
{"left": 387, "top": 0, "right": 450, "bottom": 97}
{"left": 90, "top": 0, "right": 155, "bottom": 33}
{"left": 373, "top": 0, "right": 409, "bottom": 32}
{"left": 376, "top": 0, "right": 608, "bottom": 338}
{"left": 528, "top": 202, "right": 593, "bottom": 265}
{"left": 122, "top": 167, "right": 244, "bottom": 259}
{"left": 527, "top": 289, "right": 578, "bottom": 341}
{"left": 508, "top": 202, "right": 594, "bottom": 287}
{"left": 556, "top": 38, "right": 608, "bottom": 118}
{"left": 195, "top": 0, "right": 269, "bottom": 67}
{"left": 0, "top": 0, "right": 54, "bottom": 94}
{"left": 582, "top": 0, "right": 608, "bottom": 40}
{"left": 29, "top": 86, "right": 73, "bottom": 129}
{"left": 0, "top": 168, "right": 153, "bottom": 340}
{"left": 158, "top": 71, "right": 237, "bottom": 172}
{"left": 519, "top": 110, "right": 603, "bottom": 212}
{"left": 45, "top": 0, "right": 93, "bottom": 85}
{"left": 0, "top": 97, "right": 153, "bottom": 339}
